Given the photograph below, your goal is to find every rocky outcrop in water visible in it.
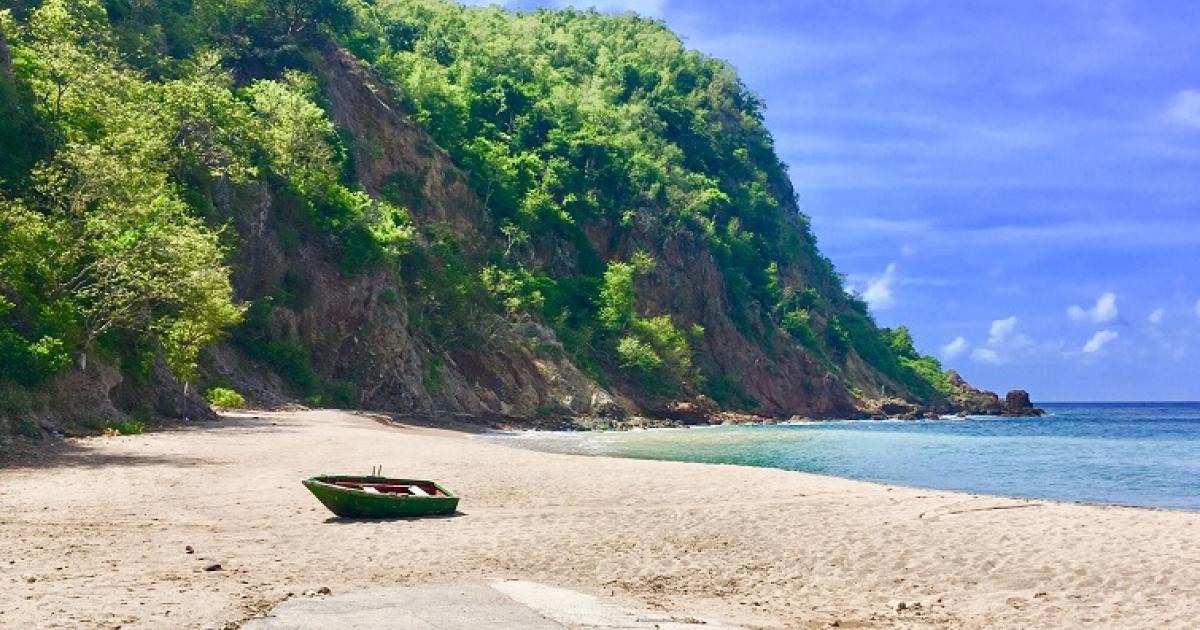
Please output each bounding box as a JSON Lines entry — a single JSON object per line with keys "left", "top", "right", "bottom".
{"left": 1002, "top": 390, "right": 1043, "bottom": 417}
{"left": 941, "top": 371, "right": 1042, "bottom": 418}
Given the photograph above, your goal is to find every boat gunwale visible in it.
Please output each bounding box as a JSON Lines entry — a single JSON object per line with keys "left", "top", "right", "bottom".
{"left": 302, "top": 475, "right": 458, "bottom": 500}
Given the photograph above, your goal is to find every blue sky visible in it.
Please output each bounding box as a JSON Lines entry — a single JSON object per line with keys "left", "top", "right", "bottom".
{"left": 461, "top": 0, "right": 1200, "bottom": 402}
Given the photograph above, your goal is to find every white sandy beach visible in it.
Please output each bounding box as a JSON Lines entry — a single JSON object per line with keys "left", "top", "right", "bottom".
{"left": 1, "top": 409, "right": 1198, "bottom": 628}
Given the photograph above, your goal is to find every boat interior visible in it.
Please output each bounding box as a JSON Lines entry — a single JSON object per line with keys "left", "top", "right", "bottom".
{"left": 331, "top": 480, "right": 445, "bottom": 497}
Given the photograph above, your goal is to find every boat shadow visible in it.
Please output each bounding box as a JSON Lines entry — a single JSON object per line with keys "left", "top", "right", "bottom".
{"left": 322, "top": 511, "right": 469, "bottom": 524}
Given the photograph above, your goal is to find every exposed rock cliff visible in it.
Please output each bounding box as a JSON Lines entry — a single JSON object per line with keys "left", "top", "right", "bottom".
{"left": 0, "top": 9, "right": 1043, "bottom": 436}
{"left": 200, "top": 44, "right": 1040, "bottom": 425}
{"left": 199, "top": 44, "right": 623, "bottom": 424}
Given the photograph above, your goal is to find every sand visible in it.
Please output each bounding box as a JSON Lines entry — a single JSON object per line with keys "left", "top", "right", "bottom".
{"left": 1, "top": 409, "right": 1198, "bottom": 629}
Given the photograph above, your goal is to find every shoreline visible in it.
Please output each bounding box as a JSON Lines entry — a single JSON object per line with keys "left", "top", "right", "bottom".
{"left": 487, "top": 430, "right": 1200, "bottom": 516}
{"left": 480, "top": 414, "right": 1200, "bottom": 515}
{"left": 2, "top": 409, "right": 1198, "bottom": 628}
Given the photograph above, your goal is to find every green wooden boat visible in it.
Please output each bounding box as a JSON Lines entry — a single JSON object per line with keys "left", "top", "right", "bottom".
{"left": 302, "top": 475, "right": 459, "bottom": 518}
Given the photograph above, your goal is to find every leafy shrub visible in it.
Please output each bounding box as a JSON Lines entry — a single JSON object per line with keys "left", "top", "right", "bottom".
{"left": 902, "top": 355, "right": 955, "bottom": 396}
{"left": 825, "top": 318, "right": 851, "bottom": 355}
{"left": 0, "top": 329, "right": 70, "bottom": 386}
{"left": 102, "top": 420, "right": 145, "bottom": 435}
{"left": 616, "top": 336, "right": 661, "bottom": 372}
{"left": 206, "top": 387, "right": 246, "bottom": 409}
{"left": 262, "top": 339, "right": 320, "bottom": 393}
{"left": 598, "top": 261, "right": 638, "bottom": 332}
{"left": 596, "top": 256, "right": 696, "bottom": 387}
{"left": 323, "top": 380, "right": 358, "bottom": 407}
{"left": 884, "top": 326, "right": 919, "bottom": 359}
{"left": 480, "top": 265, "right": 545, "bottom": 319}
{"left": 780, "top": 308, "right": 818, "bottom": 351}
{"left": 631, "top": 315, "right": 694, "bottom": 377}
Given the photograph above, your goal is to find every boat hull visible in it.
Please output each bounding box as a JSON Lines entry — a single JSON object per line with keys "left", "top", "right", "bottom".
{"left": 302, "top": 476, "right": 459, "bottom": 519}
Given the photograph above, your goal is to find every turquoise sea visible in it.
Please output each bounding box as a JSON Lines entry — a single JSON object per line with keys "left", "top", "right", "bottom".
{"left": 487, "top": 403, "right": 1200, "bottom": 511}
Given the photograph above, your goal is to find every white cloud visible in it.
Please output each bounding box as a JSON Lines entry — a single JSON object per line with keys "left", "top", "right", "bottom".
{"left": 1082, "top": 330, "right": 1119, "bottom": 354}
{"left": 971, "top": 348, "right": 1003, "bottom": 365}
{"left": 1068, "top": 292, "right": 1118, "bottom": 324}
{"left": 941, "top": 336, "right": 969, "bottom": 361}
{"left": 1167, "top": 89, "right": 1200, "bottom": 129}
{"left": 969, "top": 316, "right": 1030, "bottom": 365}
{"left": 1148, "top": 308, "right": 1165, "bottom": 325}
{"left": 1195, "top": 299, "right": 1200, "bottom": 319}
{"left": 862, "top": 263, "right": 898, "bottom": 311}
{"left": 988, "top": 316, "right": 1019, "bottom": 344}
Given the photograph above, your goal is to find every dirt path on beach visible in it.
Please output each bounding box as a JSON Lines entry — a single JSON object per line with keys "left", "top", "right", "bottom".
{"left": 1, "top": 410, "right": 1198, "bottom": 628}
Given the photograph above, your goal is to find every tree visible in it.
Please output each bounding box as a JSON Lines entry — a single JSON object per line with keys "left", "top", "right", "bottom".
{"left": 246, "top": 71, "right": 336, "bottom": 190}
{"left": 3, "top": 0, "right": 244, "bottom": 381}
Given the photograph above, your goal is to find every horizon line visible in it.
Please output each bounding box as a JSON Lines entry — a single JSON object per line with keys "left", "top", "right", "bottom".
{"left": 1039, "top": 400, "right": 1200, "bottom": 404}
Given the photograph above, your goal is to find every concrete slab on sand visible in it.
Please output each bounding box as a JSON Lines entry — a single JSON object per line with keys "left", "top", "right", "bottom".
{"left": 243, "top": 580, "right": 743, "bottom": 630}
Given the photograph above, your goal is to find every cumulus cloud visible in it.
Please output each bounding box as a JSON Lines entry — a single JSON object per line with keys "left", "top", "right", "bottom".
{"left": 988, "top": 316, "right": 1018, "bottom": 344}
{"left": 1168, "top": 89, "right": 1200, "bottom": 129}
{"left": 862, "top": 263, "right": 898, "bottom": 311}
{"left": 1148, "top": 308, "right": 1165, "bottom": 325}
{"left": 1082, "top": 330, "right": 1119, "bottom": 354}
{"left": 972, "top": 347, "right": 1002, "bottom": 365}
{"left": 941, "top": 336, "right": 969, "bottom": 361}
{"left": 970, "top": 316, "right": 1029, "bottom": 365}
{"left": 1068, "top": 292, "right": 1118, "bottom": 324}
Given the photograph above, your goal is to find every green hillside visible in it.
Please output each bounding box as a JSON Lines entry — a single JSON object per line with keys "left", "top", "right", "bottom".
{"left": 0, "top": 0, "right": 961, "bottom": 428}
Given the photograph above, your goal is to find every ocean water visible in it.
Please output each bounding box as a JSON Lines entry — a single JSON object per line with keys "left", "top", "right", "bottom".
{"left": 486, "top": 403, "right": 1200, "bottom": 511}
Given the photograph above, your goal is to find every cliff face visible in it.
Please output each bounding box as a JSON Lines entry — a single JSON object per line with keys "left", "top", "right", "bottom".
{"left": 572, "top": 205, "right": 862, "bottom": 419}
{"left": 199, "top": 44, "right": 622, "bottom": 424}
{"left": 0, "top": 9, "right": 1036, "bottom": 436}
{"left": 196, "top": 44, "right": 1009, "bottom": 424}
{"left": 200, "top": 45, "right": 840, "bottom": 421}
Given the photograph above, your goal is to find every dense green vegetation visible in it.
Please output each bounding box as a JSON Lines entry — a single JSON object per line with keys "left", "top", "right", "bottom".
{"left": 0, "top": 0, "right": 411, "bottom": 397}
{"left": 1, "top": 1, "right": 243, "bottom": 386}
{"left": 333, "top": 1, "right": 953, "bottom": 402}
{"left": 0, "top": 0, "right": 956, "bottom": 420}
{"left": 101, "top": 419, "right": 145, "bottom": 436}
{"left": 597, "top": 252, "right": 696, "bottom": 390}
{"left": 349, "top": 2, "right": 810, "bottom": 367}
{"left": 205, "top": 386, "right": 246, "bottom": 409}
